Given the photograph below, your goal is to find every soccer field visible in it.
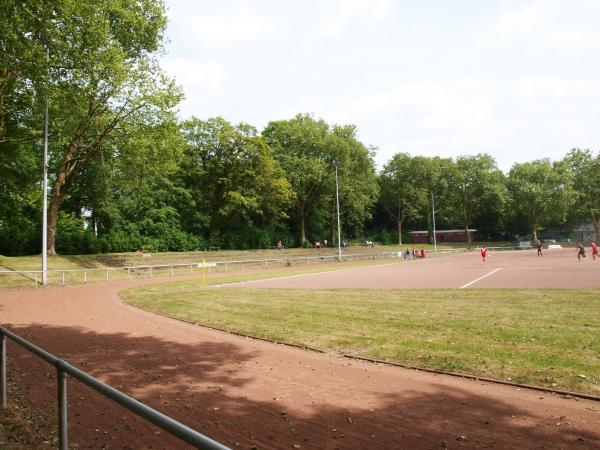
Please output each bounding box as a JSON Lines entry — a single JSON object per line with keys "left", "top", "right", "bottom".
{"left": 121, "top": 249, "right": 600, "bottom": 395}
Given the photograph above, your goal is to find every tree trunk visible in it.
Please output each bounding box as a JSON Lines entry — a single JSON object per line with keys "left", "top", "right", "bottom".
{"left": 299, "top": 202, "right": 306, "bottom": 246}
{"left": 47, "top": 180, "right": 67, "bottom": 255}
{"left": 397, "top": 216, "right": 404, "bottom": 245}
{"left": 463, "top": 205, "right": 471, "bottom": 243}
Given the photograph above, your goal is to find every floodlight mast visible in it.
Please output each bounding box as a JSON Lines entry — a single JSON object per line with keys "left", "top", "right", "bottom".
{"left": 42, "top": 47, "right": 49, "bottom": 285}
{"left": 334, "top": 161, "right": 342, "bottom": 262}
{"left": 431, "top": 191, "right": 437, "bottom": 254}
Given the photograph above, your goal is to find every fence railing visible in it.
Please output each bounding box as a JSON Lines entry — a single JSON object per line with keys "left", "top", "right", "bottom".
{"left": 0, "top": 246, "right": 531, "bottom": 288}
{"left": 0, "top": 326, "right": 230, "bottom": 450}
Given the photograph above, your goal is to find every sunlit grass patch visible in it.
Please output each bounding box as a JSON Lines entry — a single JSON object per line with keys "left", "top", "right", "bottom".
{"left": 121, "top": 285, "right": 600, "bottom": 395}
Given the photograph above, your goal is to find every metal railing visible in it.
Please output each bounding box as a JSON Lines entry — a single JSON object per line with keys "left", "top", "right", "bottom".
{"left": 1, "top": 252, "right": 403, "bottom": 288}
{"left": 0, "top": 246, "right": 532, "bottom": 288}
{"left": 0, "top": 326, "right": 230, "bottom": 450}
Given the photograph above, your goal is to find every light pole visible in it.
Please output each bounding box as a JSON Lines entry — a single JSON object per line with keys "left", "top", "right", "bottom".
{"left": 42, "top": 47, "right": 49, "bottom": 285}
{"left": 334, "top": 161, "right": 342, "bottom": 262}
{"left": 431, "top": 191, "right": 437, "bottom": 254}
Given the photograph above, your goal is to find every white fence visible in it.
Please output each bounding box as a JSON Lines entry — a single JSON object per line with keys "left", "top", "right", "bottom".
{"left": 0, "top": 246, "right": 528, "bottom": 289}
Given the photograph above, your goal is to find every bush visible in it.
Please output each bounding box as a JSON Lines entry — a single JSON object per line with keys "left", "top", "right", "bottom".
{"left": 0, "top": 217, "right": 39, "bottom": 255}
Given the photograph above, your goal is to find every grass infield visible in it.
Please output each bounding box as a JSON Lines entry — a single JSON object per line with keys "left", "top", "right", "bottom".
{"left": 121, "top": 279, "right": 600, "bottom": 395}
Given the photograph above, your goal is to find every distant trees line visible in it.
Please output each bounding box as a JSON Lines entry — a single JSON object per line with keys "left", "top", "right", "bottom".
{"left": 1, "top": 1, "right": 599, "bottom": 256}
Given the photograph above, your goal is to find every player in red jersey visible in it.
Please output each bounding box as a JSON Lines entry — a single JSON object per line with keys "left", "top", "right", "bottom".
{"left": 480, "top": 246, "right": 488, "bottom": 264}
{"left": 592, "top": 242, "right": 598, "bottom": 261}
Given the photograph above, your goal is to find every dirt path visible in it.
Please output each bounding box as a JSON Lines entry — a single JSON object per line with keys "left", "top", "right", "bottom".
{"left": 1, "top": 276, "right": 599, "bottom": 449}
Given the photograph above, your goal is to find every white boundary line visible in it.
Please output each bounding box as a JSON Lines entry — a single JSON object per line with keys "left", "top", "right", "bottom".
{"left": 214, "top": 261, "right": 402, "bottom": 288}
{"left": 459, "top": 268, "right": 502, "bottom": 289}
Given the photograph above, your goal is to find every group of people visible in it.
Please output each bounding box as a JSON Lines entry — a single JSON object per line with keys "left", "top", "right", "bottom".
{"left": 403, "top": 247, "right": 425, "bottom": 260}
{"left": 484, "top": 241, "right": 599, "bottom": 263}
{"left": 315, "top": 239, "right": 352, "bottom": 248}
{"left": 536, "top": 239, "right": 598, "bottom": 261}
{"left": 577, "top": 241, "right": 599, "bottom": 261}
{"left": 314, "top": 240, "right": 328, "bottom": 249}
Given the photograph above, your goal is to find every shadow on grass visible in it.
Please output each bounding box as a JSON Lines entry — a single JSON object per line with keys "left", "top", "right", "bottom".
{"left": 3, "top": 324, "right": 598, "bottom": 450}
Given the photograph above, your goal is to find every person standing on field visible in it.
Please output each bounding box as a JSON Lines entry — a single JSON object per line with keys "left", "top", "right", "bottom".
{"left": 480, "top": 246, "right": 488, "bottom": 264}
{"left": 536, "top": 240, "right": 543, "bottom": 256}
{"left": 577, "top": 243, "right": 586, "bottom": 261}
{"left": 591, "top": 242, "right": 598, "bottom": 260}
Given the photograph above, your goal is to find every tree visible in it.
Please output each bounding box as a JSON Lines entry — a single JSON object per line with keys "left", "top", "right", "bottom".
{"left": 562, "top": 148, "right": 600, "bottom": 238}
{"left": 2, "top": 0, "right": 182, "bottom": 254}
{"left": 507, "top": 159, "right": 574, "bottom": 241}
{"left": 180, "top": 117, "right": 294, "bottom": 247}
{"left": 452, "top": 154, "right": 506, "bottom": 242}
{"left": 379, "top": 153, "right": 427, "bottom": 244}
{"left": 263, "top": 114, "right": 335, "bottom": 245}
{"left": 326, "top": 125, "right": 378, "bottom": 244}
{"left": 407, "top": 156, "right": 455, "bottom": 242}
{"left": 263, "top": 114, "right": 378, "bottom": 246}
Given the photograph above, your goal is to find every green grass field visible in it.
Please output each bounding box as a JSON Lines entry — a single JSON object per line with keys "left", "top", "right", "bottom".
{"left": 121, "top": 281, "right": 600, "bottom": 395}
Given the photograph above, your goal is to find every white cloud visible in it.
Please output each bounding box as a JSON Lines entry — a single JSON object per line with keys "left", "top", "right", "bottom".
{"left": 161, "top": 0, "right": 600, "bottom": 172}
{"left": 163, "top": 59, "right": 224, "bottom": 117}
{"left": 182, "top": 13, "right": 269, "bottom": 43}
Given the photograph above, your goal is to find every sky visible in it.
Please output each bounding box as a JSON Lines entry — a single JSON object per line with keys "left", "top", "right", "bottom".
{"left": 161, "top": 0, "right": 600, "bottom": 172}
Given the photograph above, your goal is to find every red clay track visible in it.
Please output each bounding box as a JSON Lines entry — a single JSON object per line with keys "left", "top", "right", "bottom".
{"left": 227, "top": 248, "right": 600, "bottom": 289}
{"left": 0, "top": 250, "right": 599, "bottom": 449}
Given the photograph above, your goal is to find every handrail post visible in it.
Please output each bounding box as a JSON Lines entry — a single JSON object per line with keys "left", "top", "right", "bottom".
{"left": 1, "top": 334, "right": 6, "bottom": 408}
{"left": 57, "top": 362, "right": 69, "bottom": 450}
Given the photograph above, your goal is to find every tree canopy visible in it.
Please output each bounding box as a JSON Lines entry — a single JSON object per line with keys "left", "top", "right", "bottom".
{"left": 2, "top": 4, "right": 598, "bottom": 255}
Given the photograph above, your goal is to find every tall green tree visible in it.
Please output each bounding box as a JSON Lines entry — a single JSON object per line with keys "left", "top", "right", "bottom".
{"left": 180, "top": 117, "right": 294, "bottom": 246}
{"left": 507, "top": 159, "right": 574, "bottom": 241}
{"left": 562, "top": 148, "right": 600, "bottom": 238}
{"left": 2, "top": 0, "right": 181, "bottom": 254}
{"left": 263, "top": 114, "right": 335, "bottom": 245}
{"left": 263, "top": 114, "right": 378, "bottom": 246}
{"left": 326, "top": 125, "right": 378, "bottom": 244}
{"left": 452, "top": 154, "right": 506, "bottom": 242}
{"left": 408, "top": 156, "right": 455, "bottom": 241}
{"left": 379, "top": 153, "right": 427, "bottom": 244}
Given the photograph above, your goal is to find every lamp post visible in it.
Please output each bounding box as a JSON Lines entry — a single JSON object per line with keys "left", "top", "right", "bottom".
{"left": 334, "top": 161, "right": 342, "bottom": 262}
{"left": 42, "top": 47, "right": 49, "bottom": 285}
{"left": 431, "top": 191, "right": 437, "bottom": 254}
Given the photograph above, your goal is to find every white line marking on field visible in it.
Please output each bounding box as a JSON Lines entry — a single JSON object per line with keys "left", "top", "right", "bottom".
{"left": 214, "top": 261, "right": 402, "bottom": 288}
{"left": 459, "top": 268, "right": 502, "bottom": 289}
